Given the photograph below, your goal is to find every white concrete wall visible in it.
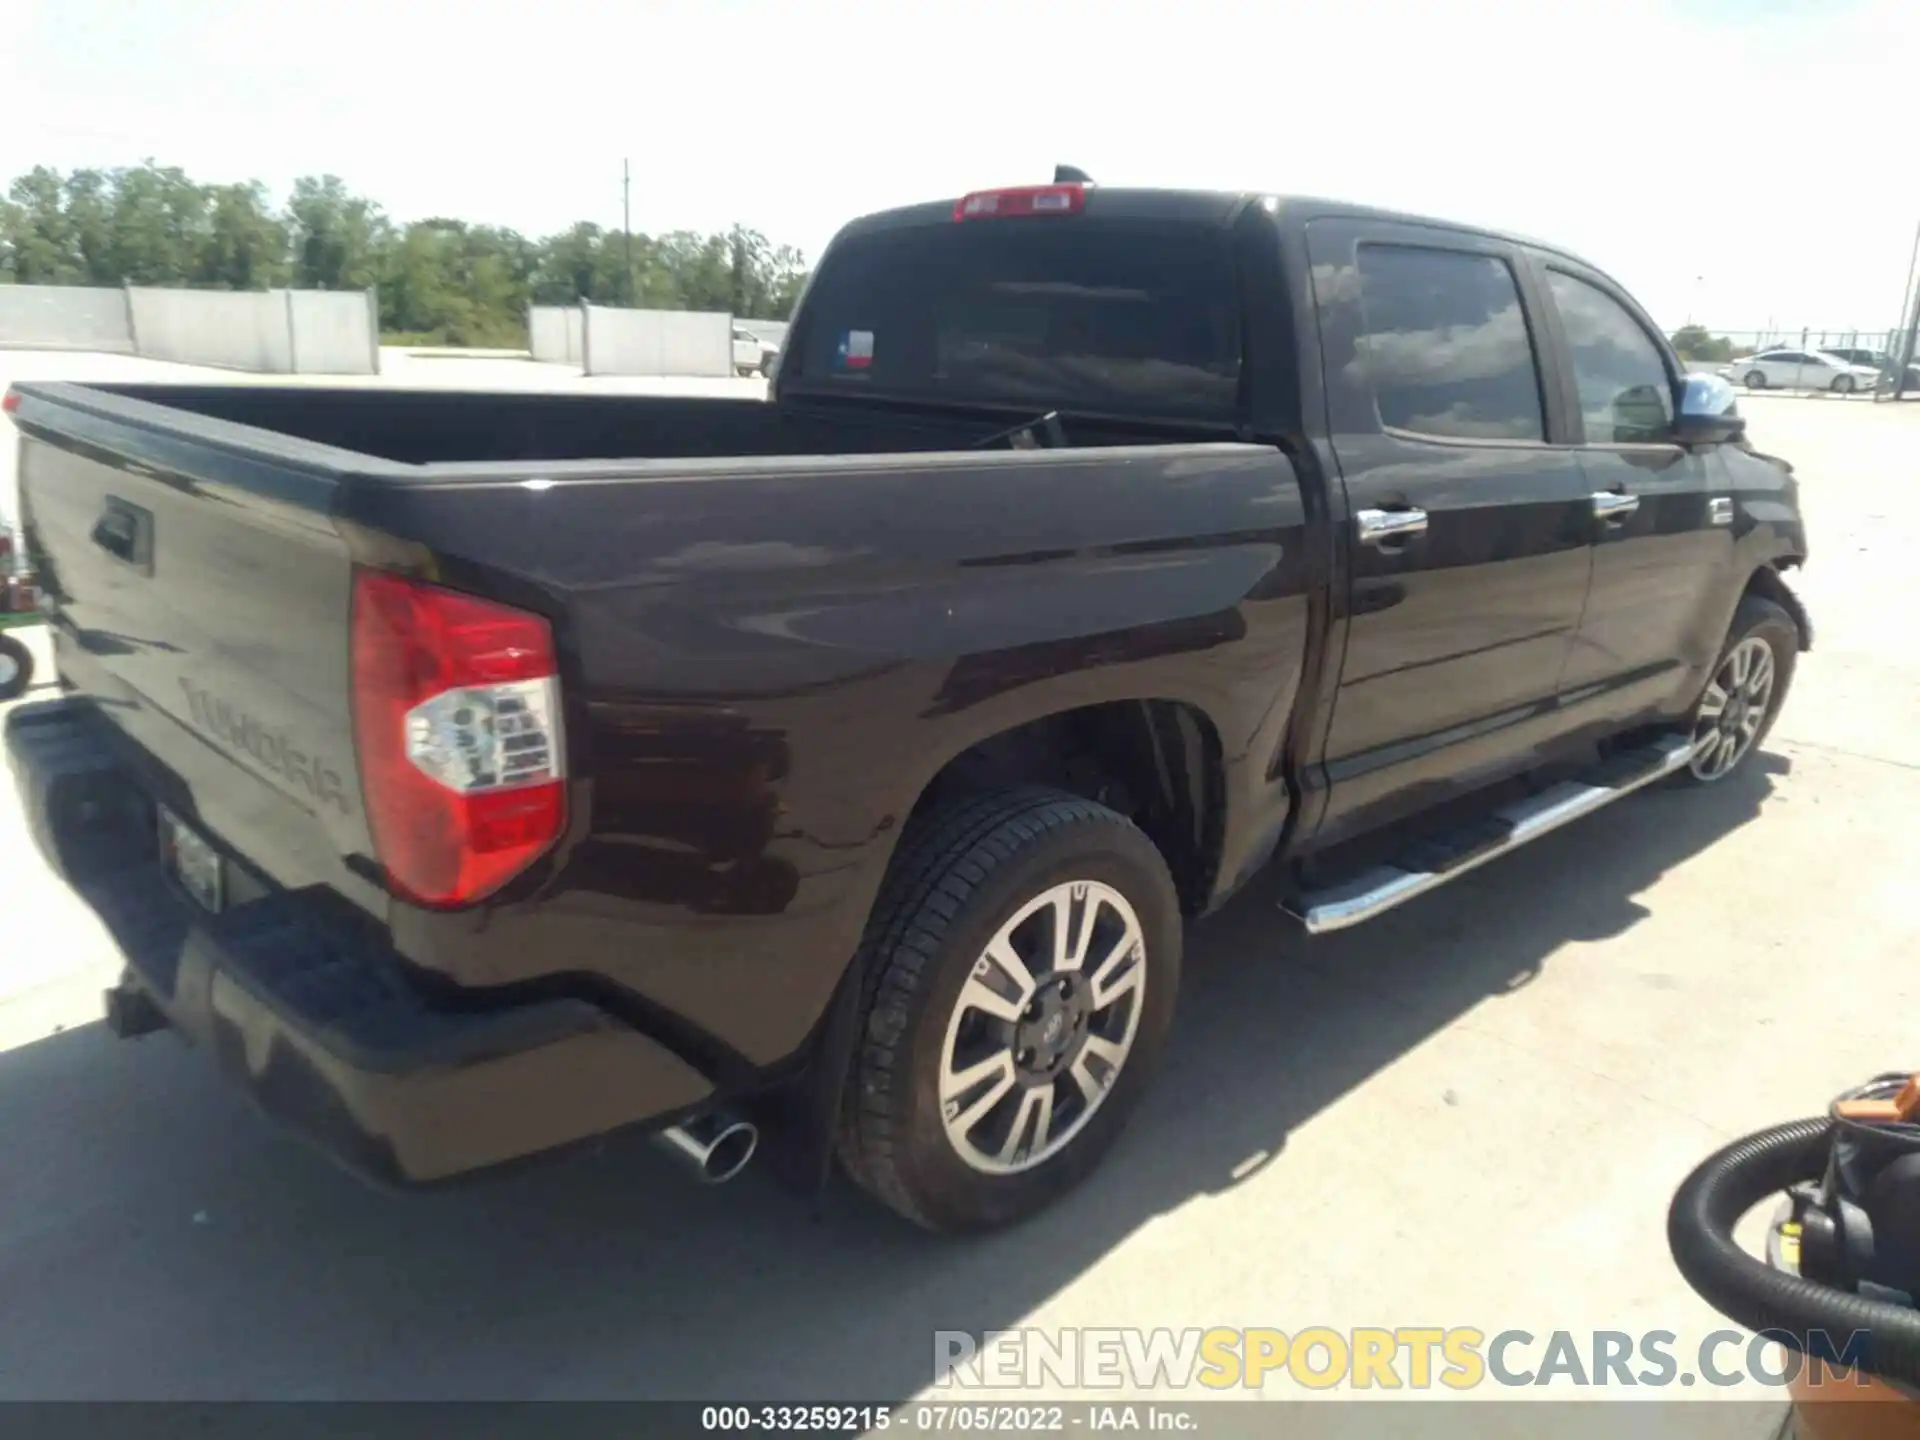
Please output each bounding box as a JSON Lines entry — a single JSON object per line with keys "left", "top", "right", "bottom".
{"left": 529, "top": 304, "right": 584, "bottom": 366}
{"left": 3, "top": 285, "right": 377, "bottom": 373}
{"left": 0, "top": 286, "right": 136, "bottom": 352}
{"left": 286, "top": 290, "right": 379, "bottom": 374}
{"left": 129, "top": 289, "right": 293, "bottom": 372}
{"left": 583, "top": 305, "right": 732, "bottom": 377}
{"left": 127, "top": 288, "right": 379, "bottom": 374}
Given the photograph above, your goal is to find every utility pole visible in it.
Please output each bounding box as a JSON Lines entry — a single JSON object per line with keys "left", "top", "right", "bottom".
{"left": 621, "top": 159, "right": 636, "bottom": 306}
{"left": 1892, "top": 215, "right": 1920, "bottom": 400}
{"left": 1898, "top": 215, "right": 1920, "bottom": 344}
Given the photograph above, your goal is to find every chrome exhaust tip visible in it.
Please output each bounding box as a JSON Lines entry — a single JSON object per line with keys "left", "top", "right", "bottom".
{"left": 653, "top": 1112, "right": 759, "bottom": 1184}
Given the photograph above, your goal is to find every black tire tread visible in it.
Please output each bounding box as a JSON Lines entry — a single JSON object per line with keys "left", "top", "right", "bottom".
{"left": 0, "top": 633, "right": 33, "bottom": 702}
{"left": 836, "top": 786, "right": 1138, "bottom": 1230}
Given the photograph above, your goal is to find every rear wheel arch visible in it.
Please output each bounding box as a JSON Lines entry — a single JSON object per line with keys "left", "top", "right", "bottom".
{"left": 766, "top": 699, "right": 1224, "bottom": 1196}
{"left": 901, "top": 698, "right": 1228, "bottom": 915}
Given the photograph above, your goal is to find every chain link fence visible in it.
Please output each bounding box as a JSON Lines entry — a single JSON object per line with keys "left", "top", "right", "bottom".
{"left": 1671, "top": 326, "right": 1919, "bottom": 400}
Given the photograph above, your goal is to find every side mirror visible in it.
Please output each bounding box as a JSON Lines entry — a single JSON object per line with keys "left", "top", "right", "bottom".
{"left": 1673, "top": 373, "right": 1747, "bottom": 446}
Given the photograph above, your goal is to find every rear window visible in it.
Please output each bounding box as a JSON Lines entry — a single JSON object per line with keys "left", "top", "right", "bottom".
{"left": 786, "top": 218, "right": 1244, "bottom": 419}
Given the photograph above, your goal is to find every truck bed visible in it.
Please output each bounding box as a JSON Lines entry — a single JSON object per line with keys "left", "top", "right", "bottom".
{"left": 7, "top": 383, "right": 1013, "bottom": 919}
{"left": 6, "top": 380, "right": 1313, "bottom": 1079}
{"left": 54, "top": 384, "right": 1170, "bottom": 464}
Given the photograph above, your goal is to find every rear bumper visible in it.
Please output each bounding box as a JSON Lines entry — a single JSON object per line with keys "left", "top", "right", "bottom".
{"left": 5, "top": 697, "right": 716, "bottom": 1186}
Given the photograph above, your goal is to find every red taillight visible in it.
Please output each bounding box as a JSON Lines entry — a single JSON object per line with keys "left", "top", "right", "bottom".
{"left": 953, "top": 184, "right": 1086, "bottom": 221}
{"left": 349, "top": 569, "right": 566, "bottom": 908}
{"left": 2, "top": 389, "right": 19, "bottom": 415}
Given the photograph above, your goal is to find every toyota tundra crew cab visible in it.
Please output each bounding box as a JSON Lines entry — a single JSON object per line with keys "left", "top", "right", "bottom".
{"left": 3, "top": 180, "right": 1810, "bottom": 1233}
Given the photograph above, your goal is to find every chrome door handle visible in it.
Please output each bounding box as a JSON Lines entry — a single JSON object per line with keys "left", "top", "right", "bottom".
{"left": 1355, "top": 507, "right": 1428, "bottom": 545}
{"left": 1591, "top": 490, "right": 1640, "bottom": 523}
{"left": 1708, "top": 496, "right": 1734, "bottom": 526}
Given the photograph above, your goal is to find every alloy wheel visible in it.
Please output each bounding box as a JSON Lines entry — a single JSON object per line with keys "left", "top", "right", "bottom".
{"left": 938, "top": 879, "right": 1147, "bottom": 1175}
{"left": 1690, "top": 636, "right": 1776, "bottom": 781}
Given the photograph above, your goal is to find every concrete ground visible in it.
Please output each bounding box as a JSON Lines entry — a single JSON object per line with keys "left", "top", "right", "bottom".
{"left": 0, "top": 358, "right": 1913, "bottom": 1415}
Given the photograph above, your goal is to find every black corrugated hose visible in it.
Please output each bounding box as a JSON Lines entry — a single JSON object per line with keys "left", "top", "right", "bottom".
{"left": 1667, "top": 1073, "right": 1920, "bottom": 1387}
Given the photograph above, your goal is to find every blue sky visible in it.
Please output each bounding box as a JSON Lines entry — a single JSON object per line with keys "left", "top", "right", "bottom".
{"left": 3, "top": 0, "right": 1914, "bottom": 332}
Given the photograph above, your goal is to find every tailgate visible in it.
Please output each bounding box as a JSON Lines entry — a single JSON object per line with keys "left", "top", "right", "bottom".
{"left": 11, "top": 386, "right": 381, "bottom": 913}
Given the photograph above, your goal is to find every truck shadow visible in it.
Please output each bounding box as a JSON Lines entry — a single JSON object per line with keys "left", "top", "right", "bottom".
{"left": 0, "top": 756, "right": 1785, "bottom": 1400}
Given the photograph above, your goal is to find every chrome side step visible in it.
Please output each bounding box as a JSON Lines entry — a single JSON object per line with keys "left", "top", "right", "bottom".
{"left": 1283, "top": 734, "right": 1699, "bottom": 935}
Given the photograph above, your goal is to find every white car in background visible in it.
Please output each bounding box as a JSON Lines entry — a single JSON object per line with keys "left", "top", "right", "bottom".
{"left": 1720, "top": 348, "right": 1881, "bottom": 393}
{"left": 732, "top": 326, "right": 779, "bottom": 377}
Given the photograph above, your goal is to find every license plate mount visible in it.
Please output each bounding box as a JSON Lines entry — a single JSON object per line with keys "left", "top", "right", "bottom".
{"left": 158, "top": 806, "right": 224, "bottom": 914}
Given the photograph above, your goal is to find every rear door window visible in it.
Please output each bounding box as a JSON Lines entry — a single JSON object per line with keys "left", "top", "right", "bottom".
{"left": 786, "top": 218, "right": 1244, "bottom": 419}
{"left": 1352, "top": 245, "right": 1546, "bottom": 442}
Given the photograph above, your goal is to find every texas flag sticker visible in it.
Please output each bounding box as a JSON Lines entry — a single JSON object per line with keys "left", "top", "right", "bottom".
{"left": 836, "top": 329, "right": 875, "bottom": 370}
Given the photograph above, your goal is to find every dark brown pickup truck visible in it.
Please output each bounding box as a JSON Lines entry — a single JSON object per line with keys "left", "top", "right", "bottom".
{"left": 4, "top": 178, "right": 1809, "bottom": 1232}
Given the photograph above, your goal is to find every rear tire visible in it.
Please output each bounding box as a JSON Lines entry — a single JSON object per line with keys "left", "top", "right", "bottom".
{"left": 1672, "top": 595, "right": 1798, "bottom": 787}
{"left": 0, "top": 634, "right": 32, "bottom": 701}
{"left": 837, "top": 788, "right": 1182, "bottom": 1234}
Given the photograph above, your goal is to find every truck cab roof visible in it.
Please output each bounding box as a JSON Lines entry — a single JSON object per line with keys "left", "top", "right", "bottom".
{"left": 835, "top": 184, "right": 1601, "bottom": 272}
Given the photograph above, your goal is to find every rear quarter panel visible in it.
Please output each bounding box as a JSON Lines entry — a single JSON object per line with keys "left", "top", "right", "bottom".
{"left": 351, "top": 444, "right": 1315, "bottom": 1071}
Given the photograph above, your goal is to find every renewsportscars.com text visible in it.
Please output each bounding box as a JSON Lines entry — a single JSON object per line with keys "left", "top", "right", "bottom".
{"left": 933, "top": 1327, "right": 1875, "bottom": 1392}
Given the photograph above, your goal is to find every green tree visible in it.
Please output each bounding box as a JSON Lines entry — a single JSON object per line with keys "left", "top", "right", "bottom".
{"left": 762, "top": 243, "right": 810, "bottom": 320}
{"left": 379, "top": 220, "right": 470, "bottom": 339}
{"left": 62, "top": 169, "right": 119, "bottom": 283}
{"left": 531, "top": 221, "right": 613, "bottom": 303}
{"left": 198, "top": 182, "right": 290, "bottom": 290}
{"left": 1669, "top": 325, "right": 1735, "bottom": 365}
{"left": 533, "top": 222, "right": 593, "bottom": 301}
{"left": 3, "top": 159, "right": 813, "bottom": 342}
{"left": 106, "top": 162, "right": 211, "bottom": 286}
{"left": 528, "top": 223, "right": 677, "bottom": 307}
{"left": 653, "top": 229, "right": 733, "bottom": 311}
{"left": 379, "top": 219, "right": 538, "bottom": 346}
{"left": 451, "top": 223, "right": 539, "bottom": 343}
{"left": 1, "top": 166, "right": 85, "bottom": 282}
{"left": 715, "top": 226, "right": 808, "bottom": 319}
{"left": 287, "top": 175, "right": 389, "bottom": 291}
